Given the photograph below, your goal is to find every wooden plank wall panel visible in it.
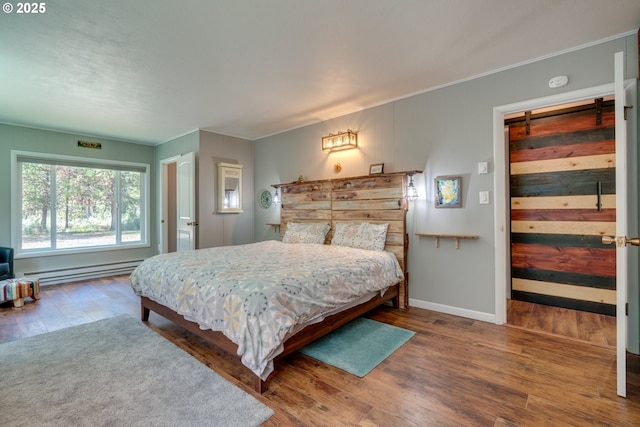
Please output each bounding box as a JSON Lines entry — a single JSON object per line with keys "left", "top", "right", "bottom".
{"left": 278, "top": 173, "right": 409, "bottom": 307}
{"left": 331, "top": 175, "right": 406, "bottom": 270}
{"left": 509, "top": 153, "right": 615, "bottom": 175}
{"left": 511, "top": 194, "right": 616, "bottom": 209}
{"left": 510, "top": 127, "right": 615, "bottom": 160}
{"left": 509, "top": 101, "right": 616, "bottom": 315}
{"left": 510, "top": 208, "right": 616, "bottom": 222}
{"left": 279, "top": 181, "right": 331, "bottom": 237}
{"left": 510, "top": 243, "right": 615, "bottom": 276}
{"left": 510, "top": 168, "right": 615, "bottom": 197}
{"left": 508, "top": 109, "right": 615, "bottom": 140}
{"left": 511, "top": 220, "right": 615, "bottom": 236}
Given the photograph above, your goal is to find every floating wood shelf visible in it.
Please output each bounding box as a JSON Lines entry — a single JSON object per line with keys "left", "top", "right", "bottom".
{"left": 266, "top": 223, "right": 281, "bottom": 232}
{"left": 271, "top": 169, "right": 423, "bottom": 188}
{"left": 415, "top": 233, "right": 479, "bottom": 249}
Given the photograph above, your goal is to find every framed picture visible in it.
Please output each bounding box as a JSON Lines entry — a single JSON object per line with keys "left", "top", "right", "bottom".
{"left": 435, "top": 175, "right": 461, "bottom": 208}
{"left": 369, "top": 163, "right": 384, "bottom": 175}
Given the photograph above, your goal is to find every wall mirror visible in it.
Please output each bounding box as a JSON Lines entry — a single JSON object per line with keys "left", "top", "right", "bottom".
{"left": 217, "top": 163, "right": 243, "bottom": 213}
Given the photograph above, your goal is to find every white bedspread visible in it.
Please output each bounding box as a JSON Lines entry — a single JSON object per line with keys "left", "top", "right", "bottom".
{"left": 130, "top": 240, "right": 404, "bottom": 379}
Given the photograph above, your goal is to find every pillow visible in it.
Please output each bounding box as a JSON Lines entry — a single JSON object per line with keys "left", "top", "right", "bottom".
{"left": 282, "top": 222, "right": 330, "bottom": 244}
{"left": 331, "top": 222, "right": 388, "bottom": 251}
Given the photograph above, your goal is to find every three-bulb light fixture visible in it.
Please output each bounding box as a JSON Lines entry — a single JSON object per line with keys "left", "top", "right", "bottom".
{"left": 322, "top": 130, "right": 358, "bottom": 152}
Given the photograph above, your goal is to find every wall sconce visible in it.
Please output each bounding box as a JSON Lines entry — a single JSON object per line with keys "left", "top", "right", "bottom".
{"left": 322, "top": 130, "right": 358, "bottom": 152}
{"left": 406, "top": 174, "right": 418, "bottom": 201}
{"left": 273, "top": 186, "right": 280, "bottom": 204}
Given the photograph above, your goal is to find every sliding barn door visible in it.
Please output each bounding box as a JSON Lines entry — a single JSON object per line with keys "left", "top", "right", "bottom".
{"left": 509, "top": 100, "right": 616, "bottom": 315}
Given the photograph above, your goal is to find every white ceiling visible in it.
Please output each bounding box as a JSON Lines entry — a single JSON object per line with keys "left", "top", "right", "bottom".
{"left": 1, "top": 0, "right": 639, "bottom": 145}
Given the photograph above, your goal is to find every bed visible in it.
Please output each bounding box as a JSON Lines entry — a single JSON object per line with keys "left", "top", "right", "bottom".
{"left": 131, "top": 171, "right": 418, "bottom": 393}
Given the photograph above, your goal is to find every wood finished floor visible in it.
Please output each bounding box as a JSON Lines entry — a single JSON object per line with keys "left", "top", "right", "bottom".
{"left": 506, "top": 299, "right": 617, "bottom": 348}
{"left": 1, "top": 275, "right": 639, "bottom": 426}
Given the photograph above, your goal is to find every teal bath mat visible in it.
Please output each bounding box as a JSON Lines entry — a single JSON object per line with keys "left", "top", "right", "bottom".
{"left": 299, "top": 317, "right": 415, "bottom": 377}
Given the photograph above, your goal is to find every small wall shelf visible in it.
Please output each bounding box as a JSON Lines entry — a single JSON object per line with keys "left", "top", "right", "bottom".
{"left": 415, "top": 233, "right": 479, "bottom": 249}
{"left": 266, "top": 223, "right": 281, "bottom": 233}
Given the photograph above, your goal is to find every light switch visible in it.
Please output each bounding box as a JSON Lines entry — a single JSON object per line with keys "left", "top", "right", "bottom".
{"left": 478, "top": 162, "right": 488, "bottom": 174}
{"left": 479, "top": 191, "right": 490, "bottom": 205}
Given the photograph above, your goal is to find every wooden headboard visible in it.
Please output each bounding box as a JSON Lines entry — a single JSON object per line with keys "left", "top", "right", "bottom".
{"left": 275, "top": 171, "right": 419, "bottom": 307}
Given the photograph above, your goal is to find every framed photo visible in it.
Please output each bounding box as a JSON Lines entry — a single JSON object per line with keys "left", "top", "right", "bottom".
{"left": 369, "top": 163, "right": 384, "bottom": 175}
{"left": 435, "top": 176, "right": 461, "bottom": 208}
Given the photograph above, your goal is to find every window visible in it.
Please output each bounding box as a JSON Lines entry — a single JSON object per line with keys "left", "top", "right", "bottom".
{"left": 12, "top": 151, "right": 149, "bottom": 256}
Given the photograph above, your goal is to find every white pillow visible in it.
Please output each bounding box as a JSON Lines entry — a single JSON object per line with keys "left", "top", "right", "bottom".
{"left": 331, "top": 222, "right": 388, "bottom": 251}
{"left": 282, "top": 222, "right": 330, "bottom": 244}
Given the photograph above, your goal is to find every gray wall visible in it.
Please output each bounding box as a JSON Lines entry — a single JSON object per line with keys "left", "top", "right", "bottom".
{"left": 253, "top": 35, "right": 639, "bottom": 344}
{"left": 154, "top": 129, "right": 254, "bottom": 250}
{"left": 0, "top": 124, "right": 156, "bottom": 274}
{"left": 154, "top": 130, "right": 199, "bottom": 251}
{"left": 198, "top": 130, "right": 255, "bottom": 248}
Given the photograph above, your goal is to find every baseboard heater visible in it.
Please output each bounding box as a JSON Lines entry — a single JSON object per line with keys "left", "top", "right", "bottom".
{"left": 19, "top": 260, "right": 143, "bottom": 286}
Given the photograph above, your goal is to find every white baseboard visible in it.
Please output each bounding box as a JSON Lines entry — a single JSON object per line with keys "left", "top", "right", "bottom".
{"left": 409, "top": 298, "right": 497, "bottom": 324}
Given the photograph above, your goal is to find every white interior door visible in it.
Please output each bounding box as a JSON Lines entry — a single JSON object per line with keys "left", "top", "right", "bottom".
{"left": 176, "top": 152, "right": 196, "bottom": 251}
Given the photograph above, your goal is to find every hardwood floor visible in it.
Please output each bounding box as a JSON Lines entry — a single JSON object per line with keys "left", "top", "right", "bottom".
{"left": 1, "top": 276, "right": 639, "bottom": 426}
{"left": 506, "top": 299, "right": 617, "bottom": 348}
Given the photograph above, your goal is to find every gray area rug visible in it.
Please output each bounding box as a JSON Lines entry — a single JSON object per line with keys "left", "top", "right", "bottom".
{"left": 0, "top": 315, "right": 273, "bottom": 427}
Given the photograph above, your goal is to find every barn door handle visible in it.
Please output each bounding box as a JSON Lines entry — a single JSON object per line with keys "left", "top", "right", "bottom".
{"left": 602, "top": 235, "right": 640, "bottom": 247}
{"left": 602, "top": 235, "right": 614, "bottom": 245}
{"left": 596, "top": 181, "right": 602, "bottom": 211}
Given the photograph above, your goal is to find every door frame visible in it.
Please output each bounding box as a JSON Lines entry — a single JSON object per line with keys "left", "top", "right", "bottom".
{"left": 492, "top": 83, "right": 617, "bottom": 325}
{"left": 159, "top": 155, "right": 180, "bottom": 254}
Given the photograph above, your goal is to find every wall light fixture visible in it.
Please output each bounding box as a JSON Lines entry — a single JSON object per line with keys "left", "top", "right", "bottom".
{"left": 406, "top": 174, "right": 418, "bottom": 201}
{"left": 273, "top": 186, "right": 280, "bottom": 204}
{"left": 322, "top": 130, "right": 358, "bottom": 152}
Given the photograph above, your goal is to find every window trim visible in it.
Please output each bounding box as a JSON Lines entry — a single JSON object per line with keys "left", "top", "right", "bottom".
{"left": 11, "top": 150, "right": 150, "bottom": 258}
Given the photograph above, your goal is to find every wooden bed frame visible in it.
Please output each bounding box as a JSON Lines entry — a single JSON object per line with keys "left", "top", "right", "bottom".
{"left": 140, "top": 171, "right": 418, "bottom": 393}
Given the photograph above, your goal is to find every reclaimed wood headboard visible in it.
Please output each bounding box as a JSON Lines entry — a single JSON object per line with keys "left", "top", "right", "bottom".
{"left": 275, "top": 171, "right": 419, "bottom": 307}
